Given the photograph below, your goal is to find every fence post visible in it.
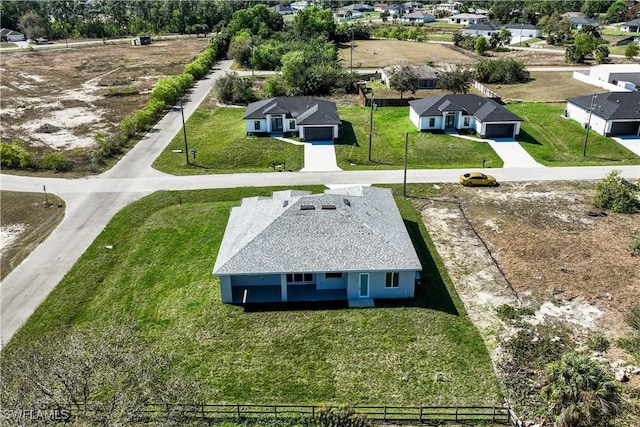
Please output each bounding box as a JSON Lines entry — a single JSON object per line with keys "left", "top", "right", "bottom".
{"left": 274, "top": 405, "right": 278, "bottom": 419}
{"left": 419, "top": 404, "right": 423, "bottom": 422}
{"left": 384, "top": 406, "right": 387, "bottom": 421}
{"left": 201, "top": 404, "right": 205, "bottom": 419}
{"left": 237, "top": 404, "right": 241, "bottom": 419}
{"left": 312, "top": 405, "right": 315, "bottom": 419}
{"left": 455, "top": 407, "right": 458, "bottom": 422}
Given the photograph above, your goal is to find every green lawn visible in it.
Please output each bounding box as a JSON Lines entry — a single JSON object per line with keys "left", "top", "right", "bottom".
{"left": 508, "top": 103, "right": 640, "bottom": 166}
{"left": 7, "top": 187, "right": 502, "bottom": 406}
{"left": 153, "top": 108, "right": 304, "bottom": 174}
{"left": 336, "top": 105, "right": 503, "bottom": 169}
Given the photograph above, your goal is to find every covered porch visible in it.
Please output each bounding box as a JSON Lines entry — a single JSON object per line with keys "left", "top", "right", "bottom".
{"left": 231, "top": 284, "right": 347, "bottom": 304}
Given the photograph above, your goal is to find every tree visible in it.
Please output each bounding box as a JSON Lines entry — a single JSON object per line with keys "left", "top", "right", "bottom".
{"left": 214, "top": 72, "right": 256, "bottom": 104}
{"left": 625, "top": 42, "right": 639, "bottom": 59}
{"left": 606, "top": 0, "right": 627, "bottom": 23}
{"left": 475, "top": 59, "right": 530, "bottom": 84}
{"left": 229, "top": 4, "right": 283, "bottom": 37}
{"left": 499, "top": 27, "right": 512, "bottom": 46}
{"left": 292, "top": 6, "right": 336, "bottom": 40}
{"left": 475, "top": 36, "right": 488, "bottom": 55}
{"left": 581, "top": 0, "right": 610, "bottom": 18}
{"left": 1, "top": 324, "right": 201, "bottom": 425}
{"left": 543, "top": 353, "right": 623, "bottom": 427}
{"left": 18, "top": 12, "right": 46, "bottom": 40}
{"left": 566, "top": 32, "right": 598, "bottom": 63}
{"left": 594, "top": 45, "right": 609, "bottom": 64}
{"left": 228, "top": 29, "right": 252, "bottom": 68}
{"left": 539, "top": 12, "right": 571, "bottom": 45}
{"left": 388, "top": 65, "right": 418, "bottom": 99}
{"left": 436, "top": 66, "right": 474, "bottom": 94}
{"left": 593, "top": 170, "right": 639, "bottom": 214}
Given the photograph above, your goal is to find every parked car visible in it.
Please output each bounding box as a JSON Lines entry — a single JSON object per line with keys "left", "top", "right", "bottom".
{"left": 459, "top": 172, "right": 497, "bottom": 187}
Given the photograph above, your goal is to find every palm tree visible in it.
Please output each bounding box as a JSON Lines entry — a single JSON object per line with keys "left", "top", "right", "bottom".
{"left": 542, "top": 353, "right": 623, "bottom": 427}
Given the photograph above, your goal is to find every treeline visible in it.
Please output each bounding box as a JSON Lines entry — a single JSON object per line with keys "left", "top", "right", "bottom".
{"left": 0, "top": 0, "right": 255, "bottom": 40}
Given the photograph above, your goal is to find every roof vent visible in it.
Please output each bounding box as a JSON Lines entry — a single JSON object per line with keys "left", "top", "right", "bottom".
{"left": 283, "top": 200, "right": 289, "bottom": 207}
{"left": 322, "top": 204, "right": 336, "bottom": 210}
{"left": 300, "top": 204, "right": 315, "bottom": 210}
{"left": 343, "top": 198, "right": 351, "bottom": 207}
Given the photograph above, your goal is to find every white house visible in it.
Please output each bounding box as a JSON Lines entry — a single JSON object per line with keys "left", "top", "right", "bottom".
{"left": 566, "top": 92, "right": 640, "bottom": 137}
{"left": 402, "top": 11, "right": 435, "bottom": 23}
{"left": 621, "top": 18, "right": 640, "bottom": 33}
{"left": 448, "top": 13, "right": 489, "bottom": 25}
{"left": 503, "top": 23, "right": 542, "bottom": 40}
{"left": 409, "top": 94, "right": 523, "bottom": 139}
{"left": 573, "top": 64, "right": 640, "bottom": 92}
{"left": 244, "top": 97, "right": 341, "bottom": 142}
{"left": 462, "top": 22, "right": 501, "bottom": 38}
{"left": 0, "top": 28, "right": 25, "bottom": 42}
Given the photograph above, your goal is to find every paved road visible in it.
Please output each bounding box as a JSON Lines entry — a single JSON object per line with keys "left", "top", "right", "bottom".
{"left": 1, "top": 56, "right": 640, "bottom": 345}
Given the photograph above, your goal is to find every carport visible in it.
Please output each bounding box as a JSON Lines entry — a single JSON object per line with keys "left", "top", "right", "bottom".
{"left": 485, "top": 123, "right": 516, "bottom": 139}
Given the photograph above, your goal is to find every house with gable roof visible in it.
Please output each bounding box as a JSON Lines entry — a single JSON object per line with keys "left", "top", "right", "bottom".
{"left": 213, "top": 186, "right": 422, "bottom": 306}
{"left": 409, "top": 94, "right": 523, "bottom": 139}
{"left": 244, "top": 97, "right": 341, "bottom": 142}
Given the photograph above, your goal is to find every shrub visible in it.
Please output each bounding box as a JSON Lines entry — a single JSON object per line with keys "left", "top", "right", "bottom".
{"left": 0, "top": 141, "right": 34, "bottom": 168}
{"left": 38, "top": 151, "right": 70, "bottom": 171}
{"left": 630, "top": 237, "right": 640, "bottom": 257}
{"left": 315, "top": 406, "right": 371, "bottom": 427}
{"left": 626, "top": 305, "right": 640, "bottom": 333}
{"left": 475, "top": 59, "right": 530, "bottom": 84}
{"left": 592, "top": 170, "right": 639, "bottom": 213}
{"left": 496, "top": 304, "right": 535, "bottom": 321}
{"left": 586, "top": 333, "right": 610, "bottom": 352}
{"left": 214, "top": 72, "right": 256, "bottom": 104}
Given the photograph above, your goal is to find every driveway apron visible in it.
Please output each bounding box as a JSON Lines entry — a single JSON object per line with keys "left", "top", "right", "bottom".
{"left": 486, "top": 138, "right": 545, "bottom": 168}
{"left": 612, "top": 137, "right": 640, "bottom": 157}
{"left": 300, "top": 141, "right": 342, "bottom": 172}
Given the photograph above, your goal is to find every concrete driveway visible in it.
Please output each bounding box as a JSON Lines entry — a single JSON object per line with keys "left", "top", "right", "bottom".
{"left": 448, "top": 133, "right": 544, "bottom": 168}
{"left": 612, "top": 136, "right": 640, "bottom": 157}
{"left": 300, "top": 141, "right": 342, "bottom": 172}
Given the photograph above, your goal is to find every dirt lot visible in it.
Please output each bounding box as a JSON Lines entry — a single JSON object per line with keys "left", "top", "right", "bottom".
{"left": 413, "top": 180, "right": 640, "bottom": 387}
{"left": 0, "top": 38, "right": 209, "bottom": 152}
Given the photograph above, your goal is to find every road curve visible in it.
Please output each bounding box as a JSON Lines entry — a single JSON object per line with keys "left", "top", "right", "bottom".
{"left": 1, "top": 56, "right": 639, "bottom": 345}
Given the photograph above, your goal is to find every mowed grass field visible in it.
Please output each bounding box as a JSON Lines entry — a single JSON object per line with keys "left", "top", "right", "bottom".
{"left": 8, "top": 187, "right": 503, "bottom": 406}
{"left": 509, "top": 103, "right": 640, "bottom": 166}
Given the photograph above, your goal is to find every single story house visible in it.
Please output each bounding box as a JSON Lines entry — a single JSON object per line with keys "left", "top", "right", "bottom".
{"left": 462, "top": 21, "right": 502, "bottom": 38}
{"left": 381, "top": 64, "right": 439, "bottom": 89}
{"left": 213, "top": 186, "right": 422, "bottom": 305}
{"left": 409, "top": 94, "right": 523, "bottom": 139}
{"left": 383, "top": 4, "right": 405, "bottom": 15}
{"left": 621, "top": 19, "right": 640, "bottom": 33}
{"left": 244, "top": 97, "right": 341, "bottom": 142}
{"left": 403, "top": 1, "right": 423, "bottom": 11}
{"left": 402, "top": 11, "right": 435, "bottom": 23}
{"left": 566, "top": 92, "right": 640, "bottom": 137}
{"left": 566, "top": 16, "right": 598, "bottom": 30}
{"left": 342, "top": 3, "right": 374, "bottom": 12}
{"left": 271, "top": 5, "right": 295, "bottom": 15}
{"left": 448, "top": 13, "right": 489, "bottom": 25}
{"left": 290, "top": 1, "right": 310, "bottom": 11}
{"left": 572, "top": 63, "right": 640, "bottom": 91}
{"left": 433, "top": 2, "right": 462, "bottom": 13}
{"left": 503, "top": 23, "right": 541, "bottom": 39}
{"left": 0, "top": 28, "right": 25, "bottom": 42}
{"left": 335, "top": 9, "right": 364, "bottom": 21}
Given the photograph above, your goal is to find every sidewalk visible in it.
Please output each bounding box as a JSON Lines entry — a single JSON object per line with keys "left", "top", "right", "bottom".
{"left": 448, "top": 133, "right": 544, "bottom": 168}
{"left": 276, "top": 137, "right": 342, "bottom": 172}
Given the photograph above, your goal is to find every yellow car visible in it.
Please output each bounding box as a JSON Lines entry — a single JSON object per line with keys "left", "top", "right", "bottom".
{"left": 459, "top": 172, "right": 498, "bottom": 187}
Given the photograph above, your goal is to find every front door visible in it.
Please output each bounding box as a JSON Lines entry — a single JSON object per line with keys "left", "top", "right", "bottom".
{"left": 271, "top": 117, "right": 283, "bottom": 132}
{"left": 359, "top": 274, "right": 369, "bottom": 298}
{"left": 445, "top": 113, "right": 455, "bottom": 129}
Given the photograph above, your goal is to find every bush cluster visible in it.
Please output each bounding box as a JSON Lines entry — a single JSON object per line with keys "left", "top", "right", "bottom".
{"left": 372, "top": 25, "right": 427, "bottom": 41}
{"left": 475, "top": 59, "right": 530, "bottom": 84}
{"left": 592, "top": 170, "right": 639, "bottom": 213}
{"left": 1, "top": 142, "right": 71, "bottom": 171}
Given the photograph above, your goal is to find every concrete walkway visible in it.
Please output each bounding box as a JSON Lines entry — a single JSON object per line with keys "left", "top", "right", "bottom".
{"left": 448, "top": 133, "right": 544, "bottom": 168}
{"left": 276, "top": 137, "right": 342, "bottom": 172}
{"left": 612, "top": 137, "right": 640, "bottom": 157}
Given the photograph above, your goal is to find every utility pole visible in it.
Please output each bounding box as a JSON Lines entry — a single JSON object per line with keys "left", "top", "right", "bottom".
{"left": 180, "top": 97, "right": 189, "bottom": 165}
{"left": 583, "top": 93, "right": 596, "bottom": 157}
{"left": 368, "top": 94, "right": 375, "bottom": 162}
{"left": 350, "top": 29, "right": 354, "bottom": 73}
{"left": 403, "top": 132, "right": 409, "bottom": 197}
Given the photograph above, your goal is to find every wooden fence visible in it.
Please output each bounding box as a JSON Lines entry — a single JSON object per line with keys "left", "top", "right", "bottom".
{"left": 66, "top": 403, "right": 521, "bottom": 425}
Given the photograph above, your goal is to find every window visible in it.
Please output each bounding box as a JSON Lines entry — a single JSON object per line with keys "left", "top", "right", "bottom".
{"left": 289, "top": 120, "right": 296, "bottom": 130}
{"left": 254, "top": 121, "right": 261, "bottom": 130}
{"left": 287, "top": 273, "right": 314, "bottom": 283}
{"left": 326, "top": 272, "right": 343, "bottom": 279}
{"left": 428, "top": 118, "right": 435, "bottom": 127}
{"left": 463, "top": 117, "right": 470, "bottom": 126}
{"left": 385, "top": 272, "right": 399, "bottom": 288}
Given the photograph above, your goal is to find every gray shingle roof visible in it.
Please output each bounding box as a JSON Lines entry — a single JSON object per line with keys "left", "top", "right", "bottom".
{"left": 567, "top": 92, "right": 640, "bottom": 120}
{"left": 504, "top": 23, "right": 540, "bottom": 30}
{"left": 409, "top": 94, "right": 523, "bottom": 122}
{"left": 465, "top": 21, "right": 501, "bottom": 31}
{"left": 243, "top": 97, "right": 341, "bottom": 126}
{"left": 213, "top": 187, "right": 422, "bottom": 275}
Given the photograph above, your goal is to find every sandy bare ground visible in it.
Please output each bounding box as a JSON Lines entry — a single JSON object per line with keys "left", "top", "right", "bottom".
{"left": 0, "top": 38, "right": 209, "bottom": 152}
{"left": 414, "top": 181, "right": 640, "bottom": 388}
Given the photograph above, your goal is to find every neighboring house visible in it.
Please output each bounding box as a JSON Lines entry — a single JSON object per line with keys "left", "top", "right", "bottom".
{"left": 402, "top": 11, "right": 435, "bottom": 23}
{"left": 462, "top": 22, "right": 502, "bottom": 38}
{"left": 409, "top": 94, "right": 523, "bottom": 138}
{"left": 374, "top": 3, "right": 388, "bottom": 12}
{"left": 566, "top": 16, "right": 598, "bottom": 30}
{"left": 433, "top": 2, "right": 462, "bottom": 13}
{"left": 572, "top": 64, "right": 640, "bottom": 91}
{"left": 403, "top": 1, "right": 423, "bottom": 11}
{"left": 271, "top": 5, "right": 295, "bottom": 15}
{"left": 244, "top": 97, "right": 341, "bottom": 142}
{"left": 335, "top": 9, "right": 364, "bottom": 21}
{"left": 0, "top": 28, "right": 25, "bottom": 42}
{"left": 448, "top": 13, "right": 489, "bottom": 25}
{"left": 381, "top": 64, "right": 439, "bottom": 89}
{"left": 290, "top": 1, "right": 310, "bottom": 11}
{"left": 621, "top": 18, "right": 640, "bottom": 32}
{"left": 213, "top": 186, "right": 422, "bottom": 305}
{"left": 566, "top": 92, "right": 640, "bottom": 137}
{"left": 383, "top": 4, "right": 405, "bottom": 15}
{"left": 342, "top": 3, "right": 374, "bottom": 12}
{"left": 503, "top": 23, "right": 542, "bottom": 39}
